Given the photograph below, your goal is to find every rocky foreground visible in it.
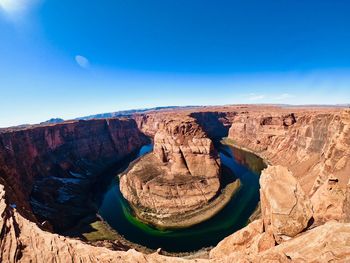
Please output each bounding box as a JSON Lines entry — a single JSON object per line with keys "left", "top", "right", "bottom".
{"left": 0, "top": 105, "right": 349, "bottom": 262}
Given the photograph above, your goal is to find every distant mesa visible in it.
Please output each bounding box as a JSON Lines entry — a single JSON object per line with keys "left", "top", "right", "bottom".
{"left": 40, "top": 118, "right": 65, "bottom": 124}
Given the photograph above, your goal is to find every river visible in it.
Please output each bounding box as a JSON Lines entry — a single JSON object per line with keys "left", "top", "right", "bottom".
{"left": 96, "top": 141, "right": 266, "bottom": 252}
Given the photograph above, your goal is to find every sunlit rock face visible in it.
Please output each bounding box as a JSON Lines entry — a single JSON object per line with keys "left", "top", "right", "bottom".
{"left": 0, "top": 106, "right": 349, "bottom": 262}
{"left": 209, "top": 219, "right": 275, "bottom": 259}
{"left": 260, "top": 165, "right": 313, "bottom": 244}
{"left": 153, "top": 118, "right": 220, "bottom": 179}
{"left": 228, "top": 108, "right": 350, "bottom": 225}
{"left": 120, "top": 116, "right": 221, "bottom": 223}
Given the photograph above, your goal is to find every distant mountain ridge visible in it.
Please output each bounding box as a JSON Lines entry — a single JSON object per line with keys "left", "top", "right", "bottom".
{"left": 75, "top": 106, "right": 199, "bottom": 120}
{"left": 2, "top": 104, "right": 348, "bottom": 130}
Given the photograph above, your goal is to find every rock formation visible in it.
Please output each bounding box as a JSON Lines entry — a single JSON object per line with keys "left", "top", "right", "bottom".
{"left": 220, "top": 221, "right": 350, "bottom": 263}
{"left": 210, "top": 162, "right": 350, "bottom": 262}
{"left": 259, "top": 165, "right": 313, "bottom": 244}
{"left": 228, "top": 108, "right": 350, "bottom": 225}
{"left": 209, "top": 219, "right": 275, "bottom": 259}
{"left": 0, "top": 118, "right": 149, "bottom": 231}
{"left": 0, "top": 105, "right": 350, "bottom": 262}
{"left": 120, "top": 116, "right": 222, "bottom": 227}
{"left": 0, "top": 183, "right": 204, "bottom": 263}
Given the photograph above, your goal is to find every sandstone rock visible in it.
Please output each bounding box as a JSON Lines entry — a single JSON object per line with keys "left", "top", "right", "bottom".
{"left": 210, "top": 219, "right": 275, "bottom": 259}
{"left": 120, "top": 117, "right": 221, "bottom": 227}
{"left": 0, "top": 118, "right": 149, "bottom": 231}
{"left": 218, "top": 221, "right": 350, "bottom": 263}
{"left": 0, "top": 105, "right": 349, "bottom": 262}
{"left": 260, "top": 221, "right": 350, "bottom": 262}
{"left": 228, "top": 109, "right": 350, "bottom": 198}
{"left": 120, "top": 154, "right": 220, "bottom": 217}
{"left": 260, "top": 165, "right": 313, "bottom": 243}
{"left": 153, "top": 119, "right": 220, "bottom": 179}
{"left": 0, "top": 183, "right": 207, "bottom": 263}
{"left": 311, "top": 175, "right": 350, "bottom": 224}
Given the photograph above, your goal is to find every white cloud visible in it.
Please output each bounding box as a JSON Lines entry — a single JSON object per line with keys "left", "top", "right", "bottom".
{"left": 75, "top": 55, "right": 90, "bottom": 69}
{"left": 272, "top": 93, "right": 295, "bottom": 101}
{"left": 243, "top": 93, "right": 295, "bottom": 103}
{"left": 248, "top": 93, "right": 266, "bottom": 101}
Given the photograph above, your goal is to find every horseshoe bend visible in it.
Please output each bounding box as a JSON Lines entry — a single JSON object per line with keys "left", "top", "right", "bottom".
{"left": 0, "top": 105, "right": 350, "bottom": 262}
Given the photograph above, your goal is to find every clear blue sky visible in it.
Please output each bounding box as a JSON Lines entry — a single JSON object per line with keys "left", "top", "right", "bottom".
{"left": 0, "top": 0, "right": 350, "bottom": 127}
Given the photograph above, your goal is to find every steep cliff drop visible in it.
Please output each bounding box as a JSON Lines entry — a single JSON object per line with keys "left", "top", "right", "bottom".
{"left": 0, "top": 118, "right": 149, "bottom": 233}
{"left": 0, "top": 106, "right": 350, "bottom": 262}
{"left": 228, "top": 107, "right": 350, "bottom": 225}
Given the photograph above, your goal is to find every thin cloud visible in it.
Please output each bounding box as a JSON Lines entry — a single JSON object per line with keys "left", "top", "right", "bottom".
{"left": 75, "top": 55, "right": 90, "bottom": 69}
{"left": 248, "top": 93, "right": 266, "bottom": 101}
{"left": 272, "top": 93, "right": 295, "bottom": 101}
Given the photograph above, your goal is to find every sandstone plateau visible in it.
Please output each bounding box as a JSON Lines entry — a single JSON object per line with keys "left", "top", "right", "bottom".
{"left": 0, "top": 105, "right": 349, "bottom": 262}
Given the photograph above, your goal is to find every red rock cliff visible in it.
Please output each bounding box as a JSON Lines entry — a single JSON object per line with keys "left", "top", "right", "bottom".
{"left": 228, "top": 108, "right": 350, "bottom": 224}
{"left": 0, "top": 118, "right": 149, "bottom": 229}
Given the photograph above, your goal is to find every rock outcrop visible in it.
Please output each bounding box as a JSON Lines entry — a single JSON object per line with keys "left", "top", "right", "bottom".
{"left": 260, "top": 165, "right": 313, "bottom": 244}
{"left": 258, "top": 221, "right": 350, "bottom": 262}
{"left": 210, "top": 219, "right": 275, "bottom": 259}
{"left": 120, "top": 116, "right": 222, "bottom": 227}
{"left": 153, "top": 118, "right": 220, "bottom": 179}
{"left": 220, "top": 221, "right": 350, "bottom": 263}
{"left": 0, "top": 183, "right": 206, "bottom": 263}
{"left": 0, "top": 105, "right": 349, "bottom": 262}
{"left": 311, "top": 174, "right": 350, "bottom": 224}
{"left": 0, "top": 118, "right": 149, "bottom": 231}
{"left": 228, "top": 108, "right": 350, "bottom": 225}
{"left": 210, "top": 162, "right": 350, "bottom": 262}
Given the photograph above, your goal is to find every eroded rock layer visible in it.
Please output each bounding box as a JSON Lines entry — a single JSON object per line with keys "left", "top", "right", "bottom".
{"left": 0, "top": 105, "right": 350, "bottom": 262}
{"left": 228, "top": 107, "right": 350, "bottom": 225}
{"left": 120, "top": 116, "right": 221, "bottom": 226}
{"left": 210, "top": 164, "right": 350, "bottom": 262}
{"left": 0, "top": 118, "right": 149, "bottom": 231}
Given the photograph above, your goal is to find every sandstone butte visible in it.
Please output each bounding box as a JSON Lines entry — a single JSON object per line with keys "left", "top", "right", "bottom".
{"left": 0, "top": 105, "right": 349, "bottom": 262}
{"left": 120, "top": 116, "right": 226, "bottom": 228}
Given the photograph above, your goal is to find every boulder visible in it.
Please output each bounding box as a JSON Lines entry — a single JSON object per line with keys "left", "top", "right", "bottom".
{"left": 260, "top": 165, "right": 313, "bottom": 243}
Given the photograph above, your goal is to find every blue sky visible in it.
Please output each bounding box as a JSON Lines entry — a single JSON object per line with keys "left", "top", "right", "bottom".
{"left": 0, "top": 0, "right": 350, "bottom": 127}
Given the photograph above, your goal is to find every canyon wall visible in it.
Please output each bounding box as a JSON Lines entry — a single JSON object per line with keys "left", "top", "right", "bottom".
{"left": 133, "top": 109, "right": 238, "bottom": 139}
{"left": 0, "top": 106, "right": 350, "bottom": 262}
{"left": 210, "top": 165, "right": 350, "bottom": 262}
{"left": 0, "top": 183, "right": 200, "bottom": 263}
{"left": 228, "top": 108, "right": 350, "bottom": 224}
{"left": 0, "top": 118, "right": 149, "bottom": 230}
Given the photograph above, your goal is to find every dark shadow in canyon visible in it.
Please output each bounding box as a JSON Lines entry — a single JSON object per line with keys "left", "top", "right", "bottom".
{"left": 30, "top": 139, "right": 152, "bottom": 234}
{"left": 190, "top": 112, "right": 232, "bottom": 140}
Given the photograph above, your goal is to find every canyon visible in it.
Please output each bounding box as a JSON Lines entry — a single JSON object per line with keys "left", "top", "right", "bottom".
{"left": 0, "top": 105, "right": 350, "bottom": 262}
{"left": 120, "top": 115, "right": 235, "bottom": 228}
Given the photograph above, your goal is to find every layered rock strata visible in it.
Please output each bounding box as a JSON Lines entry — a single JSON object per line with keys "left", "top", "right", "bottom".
{"left": 228, "top": 108, "right": 350, "bottom": 225}
{"left": 120, "top": 117, "right": 223, "bottom": 227}
{"left": 210, "top": 164, "right": 350, "bottom": 262}
{"left": 0, "top": 118, "right": 148, "bottom": 231}
{"left": 2, "top": 159, "right": 350, "bottom": 262}
{"left": 0, "top": 106, "right": 350, "bottom": 262}
{"left": 0, "top": 183, "right": 204, "bottom": 263}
